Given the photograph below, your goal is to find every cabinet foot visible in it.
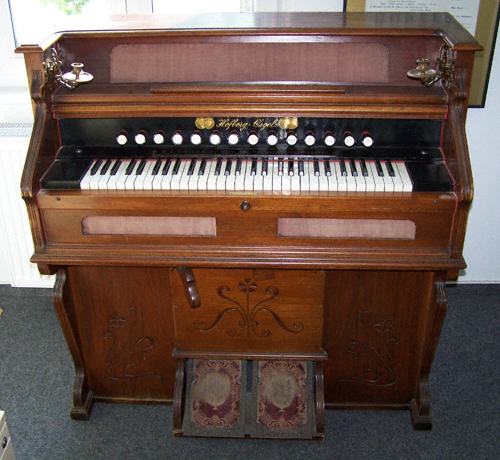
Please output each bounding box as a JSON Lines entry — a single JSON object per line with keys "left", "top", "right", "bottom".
{"left": 410, "top": 398, "right": 433, "bottom": 430}
{"left": 70, "top": 390, "right": 95, "bottom": 421}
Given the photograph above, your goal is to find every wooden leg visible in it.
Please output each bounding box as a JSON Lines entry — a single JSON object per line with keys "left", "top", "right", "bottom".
{"left": 410, "top": 276, "right": 449, "bottom": 431}
{"left": 52, "top": 269, "right": 94, "bottom": 420}
{"left": 410, "top": 377, "right": 433, "bottom": 430}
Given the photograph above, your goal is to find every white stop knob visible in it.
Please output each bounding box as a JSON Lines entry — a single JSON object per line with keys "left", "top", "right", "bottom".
{"left": 267, "top": 132, "right": 278, "bottom": 146}
{"left": 135, "top": 132, "right": 146, "bottom": 145}
{"left": 172, "top": 132, "right": 183, "bottom": 145}
{"left": 153, "top": 132, "right": 164, "bottom": 144}
{"left": 209, "top": 132, "right": 221, "bottom": 145}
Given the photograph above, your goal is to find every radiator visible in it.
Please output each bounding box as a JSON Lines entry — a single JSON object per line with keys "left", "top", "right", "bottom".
{"left": 0, "top": 124, "right": 54, "bottom": 287}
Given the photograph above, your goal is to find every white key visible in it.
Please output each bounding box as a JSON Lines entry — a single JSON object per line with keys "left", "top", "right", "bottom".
{"left": 175, "top": 160, "right": 191, "bottom": 190}
{"left": 197, "top": 159, "right": 211, "bottom": 191}
{"left": 113, "top": 160, "right": 132, "bottom": 190}
{"left": 307, "top": 161, "right": 319, "bottom": 193}
{"left": 235, "top": 160, "right": 247, "bottom": 191}
{"left": 254, "top": 160, "right": 264, "bottom": 192}
{"left": 161, "top": 159, "right": 177, "bottom": 190}
{"left": 271, "top": 159, "right": 282, "bottom": 193}
{"left": 326, "top": 161, "right": 338, "bottom": 192}
{"left": 151, "top": 160, "right": 166, "bottom": 190}
{"left": 353, "top": 160, "right": 366, "bottom": 192}
{"left": 187, "top": 160, "right": 202, "bottom": 191}
{"left": 368, "top": 161, "right": 385, "bottom": 192}
{"left": 345, "top": 161, "right": 357, "bottom": 192}
{"left": 262, "top": 160, "right": 273, "bottom": 192}
{"left": 206, "top": 160, "right": 218, "bottom": 191}
{"left": 395, "top": 161, "right": 413, "bottom": 192}
{"left": 80, "top": 160, "right": 100, "bottom": 190}
{"left": 290, "top": 160, "right": 301, "bottom": 192}
{"left": 244, "top": 160, "right": 255, "bottom": 192}
{"left": 380, "top": 162, "right": 395, "bottom": 192}
{"left": 225, "top": 159, "right": 236, "bottom": 191}
{"left": 360, "top": 160, "right": 375, "bottom": 192}
{"left": 124, "top": 160, "right": 141, "bottom": 190}
{"left": 134, "top": 160, "right": 155, "bottom": 190}
{"left": 333, "top": 161, "right": 347, "bottom": 192}
{"left": 106, "top": 160, "right": 127, "bottom": 190}
{"left": 216, "top": 160, "right": 227, "bottom": 191}
{"left": 281, "top": 160, "right": 291, "bottom": 193}
{"left": 97, "top": 160, "right": 117, "bottom": 190}
{"left": 300, "top": 160, "right": 310, "bottom": 193}
{"left": 318, "top": 160, "right": 329, "bottom": 192}
{"left": 388, "top": 161, "right": 404, "bottom": 192}
{"left": 89, "top": 160, "right": 108, "bottom": 190}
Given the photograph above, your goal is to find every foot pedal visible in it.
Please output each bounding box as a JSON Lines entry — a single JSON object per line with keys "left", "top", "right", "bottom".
{"left": 176, "top": 359, "right": 323, "bottom": 439}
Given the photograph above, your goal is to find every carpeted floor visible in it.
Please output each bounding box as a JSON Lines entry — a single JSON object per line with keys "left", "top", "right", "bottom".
{"left": 0, "top": 283, "right": 499, "bottom": 460}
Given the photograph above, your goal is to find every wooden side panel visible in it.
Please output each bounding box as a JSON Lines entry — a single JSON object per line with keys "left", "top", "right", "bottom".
{"left": 67, "top": 266, "right": 176, "bottom": 402}
{"left": 322, "top": 270, "right": 433, "bottom": 407}
{"left": 172, "top": 268, "right": 325, "bottom": 355}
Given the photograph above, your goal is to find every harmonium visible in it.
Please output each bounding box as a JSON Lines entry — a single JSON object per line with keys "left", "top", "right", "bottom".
{"left": 17, "top": 12, "right": 481, "bottom": 439}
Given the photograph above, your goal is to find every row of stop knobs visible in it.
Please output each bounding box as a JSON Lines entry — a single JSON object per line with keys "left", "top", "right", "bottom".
{"left": 116, "top": 130, "right": 374, "bottom": 148}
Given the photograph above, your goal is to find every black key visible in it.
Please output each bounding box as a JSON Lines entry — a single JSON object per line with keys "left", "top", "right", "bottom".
{"left": 198, "top": 158, "right": 207, "bottom": 175}
{"left": 350, "top": 159, "right": 358, "bottom": 177}
{"left": 340, "top": 159, "right": 347, "bottom": 176}
{"left": 278, "top": 158, "right": 284, "bottom": 176}
{"left": 136, "top": 159, "right": 147, "bottom": 175}
{"left": 214, "top": 158, "right": 222, "bottom": 176}
{"left": 161, "top": 158, "right": 172, "bottom": 175}
{"left": 288, "top": 159, "right": 294, "bottom": 176}
{"left": 152, "top": 159, "right": 162, "bottom": 176}
{"left": 110, "top": 159, "right": 121, "bottom": 176}
{"left": 125, "top": 160, "right": 137, "bottom": 175}
{"left": 225, "top": 159, "right": 232, "bottom": 176}
{"left": 324, "top": 160, "right": 331, "bottom": 176}
{"left": 187, "top": 158, "right": 197, "bottom": 176}
{"left": 172, "top": 158, "right": 181, "bottom": 175}
{"left": 262, "top": 159, "right": 268, "bottom": 176}
{"left": 386, "top": 159, "right": 395, "bottom": 177}
{"left": 298, "top": 159, "right": 304, "bottom": 176}
{"left": 90, "top": 159, "right": 102, "bottom": 175}
{"left": 375, "top": 160, "right": 384, "bottom": 176}
{"left": 360, "top": 159, "right": 369, "bottom": 177}
{"left": 235, "top": 159, "right": 242, "bottom": 175}
{"left": 313, "top": 159, "right": 320, "bottom": 176}
{"left": 251, "top": 159, "right": 257, "bottom": 176}
{"left": 100, "top": 159, "right": 112, "bottom": 175}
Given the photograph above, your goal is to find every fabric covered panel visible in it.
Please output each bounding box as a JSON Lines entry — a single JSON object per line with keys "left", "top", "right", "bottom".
{"left": 110, "top": 42, "right": 388, "bottom": 83}
{"left": 278, "top": 218, "right": 416, "bottom": 239}
{"left": 82, "top": 216, "right": 216, "bottom": 237}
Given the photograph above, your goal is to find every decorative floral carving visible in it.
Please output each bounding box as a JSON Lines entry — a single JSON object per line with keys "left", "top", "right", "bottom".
{"left": 103, "top": 307, "right": 164, "bottom": 382}
{"left": 194, "top": 278, "right": 304, "bottom": 337}
{"left": 337, "top": 310, "right": 400, "bottom": 387}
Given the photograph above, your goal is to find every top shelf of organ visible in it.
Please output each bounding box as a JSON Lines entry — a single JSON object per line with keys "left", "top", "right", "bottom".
{"left": 17, "top": 12, "right": 481, "bottom": 118}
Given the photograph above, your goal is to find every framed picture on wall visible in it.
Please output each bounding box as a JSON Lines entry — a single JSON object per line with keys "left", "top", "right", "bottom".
{"left": 344, "top": 0, "right": 500, "bottom": 107}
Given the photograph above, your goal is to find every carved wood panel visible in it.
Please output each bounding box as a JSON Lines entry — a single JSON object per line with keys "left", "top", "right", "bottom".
{"left": 172, "top": 268, "right": 325, "bottom": 355}
{"left": 67, "top": 266, "right": 176, "bottom": 402}
{"left": 322, "top": 270, "right": 435, "bottom": 407}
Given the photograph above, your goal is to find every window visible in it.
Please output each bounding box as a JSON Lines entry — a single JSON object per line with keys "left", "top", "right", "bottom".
{"left": 9, "top": 0, "right": 250, "bottom": 47}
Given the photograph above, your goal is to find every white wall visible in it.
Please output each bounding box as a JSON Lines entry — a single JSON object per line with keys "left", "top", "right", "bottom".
{"left": 462, "top": 48, "right": 500, "bottom": 282}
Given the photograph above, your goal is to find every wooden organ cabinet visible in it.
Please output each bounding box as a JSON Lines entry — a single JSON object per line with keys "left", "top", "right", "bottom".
{"left": 17, "top": 13, "right": 481, "bottom": 439}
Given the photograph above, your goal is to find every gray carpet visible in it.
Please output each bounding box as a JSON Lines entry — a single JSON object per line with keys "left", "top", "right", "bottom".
{"left": 0, "top": 284, "right": 499, "bottom": 460}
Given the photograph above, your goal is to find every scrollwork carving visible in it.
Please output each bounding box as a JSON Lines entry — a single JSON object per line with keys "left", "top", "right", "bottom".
{"left": 103, "top": 307, "right": 164, "bottom": 382}
{"left": 194, "top": 278, "right": 304, "bottom": 338}
{"left": 337, "top": 310, "right": 400, "bottom": 387}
